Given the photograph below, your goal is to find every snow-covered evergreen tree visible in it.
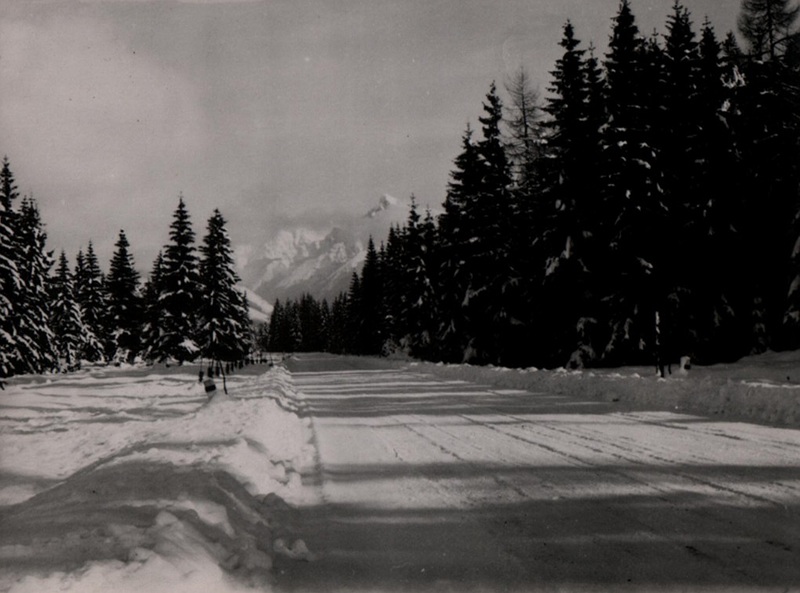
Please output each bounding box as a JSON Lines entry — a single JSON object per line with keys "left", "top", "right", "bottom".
{"left": 345, "top": 272, "right": 362, "bottom": 354}
{"left": 153, "top": 198, "right": 202, "bottom": 363}
{"left": 450, "top": 83, "right": 516, "bottom": 364}
{"left": 106, "top": 230, "right": 143, "bottom": 363}
{"left": 358, "top": 237, "right": 384, "bottom": 355}
{"left": 437, "top": 125, "right": 482, "bottom": 362}
{"left": 326, "top": 293, "right": 349, "bottom": 354}
{"left": 50, "top": 252, "right": 85, "bottom": 371}
{"left": 0, "top": 157, "right": 20, "bottom": 378}
{"left": 381, "top": 224, "right": 407, "bottom": 347}
{"left": 13, "top": 198, "right": 57, "bottom": 374}
{"left": 735, "top": 0, "right": 800, "bottom": 351}
{"left": 141, "top": 251, "right": 165, "bottom": 361}
{"left": 268, "top": 299, "right": 284, "bottom": 352}
{"left": 540, "top": 21, "right": 604, "bottom": 367}
{"left": 73, "top": 244, "right": 105, "bottom": 362}
{"left": 401, "top": 199, "right": 439, "bottom": 358}
{"left": 600, "top": 0, "right": 667, "bottom": 364}
{"left": 198, "top": 209, "right": 249, "bottom": 362}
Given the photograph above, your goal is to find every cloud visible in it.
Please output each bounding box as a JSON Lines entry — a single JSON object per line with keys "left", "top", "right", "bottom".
{"left": 75, "top": 0, "right": 260, "bottom": 3}
{"left": 0, "top": 11, "right": 208, "bottom": 265}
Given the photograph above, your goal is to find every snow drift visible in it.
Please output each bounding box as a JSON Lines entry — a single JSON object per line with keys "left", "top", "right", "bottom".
{"left": 0, "top": 364, "right": 316, "bottom": 592}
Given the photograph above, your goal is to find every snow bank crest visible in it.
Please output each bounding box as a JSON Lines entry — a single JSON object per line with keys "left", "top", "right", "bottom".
{"left": 0, "top": 365, "right": 317, "bottom": 592}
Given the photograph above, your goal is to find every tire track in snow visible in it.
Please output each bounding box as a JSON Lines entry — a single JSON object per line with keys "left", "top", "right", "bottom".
{"left": 391, "top": 410, "right": 763, "bottom": 586}
{"left": 287, "top": 358, "right": 800, "bottom": 590}
{"left": 387, "top": 399, "right": 794, "bottom": 587}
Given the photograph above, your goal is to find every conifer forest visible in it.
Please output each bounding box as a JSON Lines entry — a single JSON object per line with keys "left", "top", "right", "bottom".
{"left": 3, "top": 0, "right": 800, "bottom": 376}
{"left": 266, "top": 0, "right": 800, "bottom": 369}
{"left": 1, "top": 181, "right": 252, "bottom": 377}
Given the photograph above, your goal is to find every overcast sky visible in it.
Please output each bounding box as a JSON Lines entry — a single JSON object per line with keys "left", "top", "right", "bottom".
{"left": 0, "top": 0, "right": 740, "bottom": 271}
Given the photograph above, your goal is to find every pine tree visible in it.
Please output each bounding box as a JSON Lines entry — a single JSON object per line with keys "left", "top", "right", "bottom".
{"left": 656, "top": 3, "right": 704, "bottom": 360}
{"left": 83, "top": 242, "right": 109, "bottom": 360}
{"left": 381, "top": 224, "right": 406, "bottom": 347}
{"left": 297, "top": 293, "right": 324, "bottom": 351}
{"left": 50, "top": 252, "right": 85, "bottom": 371}
{"left": 345, "top": 273, "right": 362, "bottom": 354}
{"left": 154, "top": 198, "right": 202, "bottom": 363}
{"left": 142, "top": 251, "right": 165, "bottom": 360}
{"left": 13, "top": 198, "right": 57, "bottom": 374}
{"left": 358, "top": 237, "right": 384, "bottom": 355}
{"left": 0, "top": 157, "right": 20, "bottom": 377}
{"left": 734, "top": 0, "right": 800, "bottom": 351}
{"left": 73, "top": 245, "right": 105, "bottom": 362}
{"left": 106, "top": 230, "right": 143, "bottom": 363}
{"left": 401, "top": 199, "right": 439, "bottom": 358}
{"left": 326, "top": 293, "right": 349, "bottom": 354}
{"left": 465, "top": 82, "right": 515, "bottom": 363}
{"left": 268, "top": 299, "right": 285, "bottom": 352}
{"left": 540, "top": 21, "right": 605, "bottom": 367}
{"left": 600, "top": 0, "right": 667, "bottom": 365}
{"left": 687, "top": 19, "right": 745, "bottom": 360}
{"left": 437, "top": 125, "right": 482, "bottom": 362}
{"left": 198, "top": 209, "right": 249, "bottom": 362}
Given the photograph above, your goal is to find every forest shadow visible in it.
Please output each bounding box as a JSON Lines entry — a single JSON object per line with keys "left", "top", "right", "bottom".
{"left": 0, "top": 459, "right": 278, "bottom": 587}
{"left": 275, "top": 459, "right": 800, "bottom": 592}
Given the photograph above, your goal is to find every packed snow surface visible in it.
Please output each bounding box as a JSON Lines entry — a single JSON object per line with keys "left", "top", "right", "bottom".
{"left": 278, "top": 352, "right": 800, "bottom": 592}
{"left": 3, "top": 350, "right": 800, "bottom": 592}
{"left": 0, "top": 364, "right": 316, "bottom": 593}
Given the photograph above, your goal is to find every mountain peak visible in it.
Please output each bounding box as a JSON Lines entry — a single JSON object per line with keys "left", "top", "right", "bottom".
{"left": 364, "top": 194, "right": 401, "bottom": 219}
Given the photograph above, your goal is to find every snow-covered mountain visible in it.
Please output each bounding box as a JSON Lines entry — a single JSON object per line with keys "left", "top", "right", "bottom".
{"left": 237, "top": 194, "right": 411, "bottom": 303}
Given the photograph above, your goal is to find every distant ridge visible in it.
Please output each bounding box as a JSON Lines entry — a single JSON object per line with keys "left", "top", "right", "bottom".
{"left": 237, "top": 194, "right": 410, "bottom": 304}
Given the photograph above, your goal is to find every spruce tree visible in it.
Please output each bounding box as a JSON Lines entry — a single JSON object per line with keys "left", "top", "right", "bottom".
{"left": 198, "top": 209, "right": 249, "bottom": 362}
{"left": 83, "top": 242, "right": 109, "bottom": 360}
{"left": 155, "top": 198, "right": 202, "bottom": 363}
{"left": 464, "top": 82, "right": 515, "bottom": 364}
{"left": 106, "top": 230, "right": 143, "bottom": 363}
{"left": 326, "top": 293, "right": 349, "bottom": 354}
{"left": 540, "top": 21, "right": 605, "bottom": 367}
{"left": 141, "top": 251, "right": 165, "bottom": 361}
{"left": 50, "top": 252, "right": 85, "bottom": 371}
{"left": 401, "top": 199, "right": 439, "bottom": 358}
{"left": 438, "top": 125, "right": 480, "bottom": 362}
{"left": 359, "top": 237, "right": 384, "bottom": 355}
{"left": 13, "top": 198, "right": 57, "bottom": 374}
{"left": 268, "top": 299, "right": 285, "bottom": 352}
{"left": 345, "top": 272, "right": 362, "bottom": 354}
{"left": 735, "top": 0, "right": 800, "bottom": 351}
{"left": 73, "top": 245, "right": 105, "bottom": 362}
{"left": 657, "top": 3, "right": 704, "bottom": 360}
{"left": 601, "top": 0, "right": 667, "bottom": 365}
{"left": 381, "top": 225, "right": 406, "bottom": 347}
{"left": 0, "top": 158, "right": 20, "bottom": 377}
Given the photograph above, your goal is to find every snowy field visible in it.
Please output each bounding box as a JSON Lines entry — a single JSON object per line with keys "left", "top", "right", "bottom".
{"left": 413, "top": 349, "right": 800, "bottom": 428}
{"left": 2, "top": 351, "right": 800, "bottom": 592}
{"left": 0, "top": 364, "right": 316, "bottom": 593}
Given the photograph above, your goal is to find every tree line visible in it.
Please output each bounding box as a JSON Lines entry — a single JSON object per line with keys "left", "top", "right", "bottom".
{"left": 268, "top": 0, "right": 800, "bottom": 370}
{"left": 1, "top": 167, "right": 252, "bottom": 378}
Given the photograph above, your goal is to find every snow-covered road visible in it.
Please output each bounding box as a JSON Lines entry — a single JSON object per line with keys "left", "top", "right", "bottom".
{"left": 278, "top": 354, "right": 800, "bottom": 592}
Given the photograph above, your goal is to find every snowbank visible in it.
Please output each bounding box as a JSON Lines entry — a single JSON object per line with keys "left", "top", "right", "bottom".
{"left": 0, "top": 364, "right": 316, "bottom": 592}
{"left": 412, "top": 350, "right": 800, "bottom": 427}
